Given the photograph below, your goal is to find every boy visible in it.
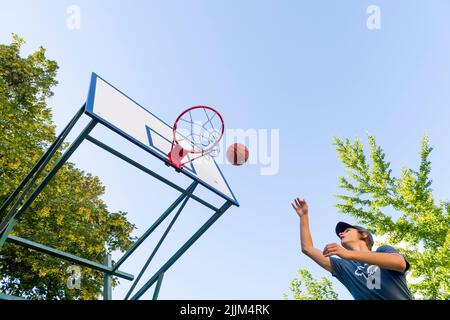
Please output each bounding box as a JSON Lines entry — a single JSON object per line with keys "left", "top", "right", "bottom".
{"left": 292, "top": 197, "right": 413, "bottom": 300}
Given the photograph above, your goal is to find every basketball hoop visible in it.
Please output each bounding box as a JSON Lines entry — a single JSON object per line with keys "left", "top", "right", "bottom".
{"left": 168, "top": 106, "right": 224, "bottom": 169}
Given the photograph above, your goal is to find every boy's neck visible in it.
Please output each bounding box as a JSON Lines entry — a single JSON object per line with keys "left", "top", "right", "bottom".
{"left": 346, "top": 242, "right": 371, "bottom": 252}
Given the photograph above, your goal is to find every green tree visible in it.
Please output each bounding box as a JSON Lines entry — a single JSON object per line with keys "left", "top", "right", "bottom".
{"left": 0, "top": 35, "right": 136, "bottom": 299}
{"left": 333, "top": 134, "right": 450, "bottom": 299}
{"left": 284, "top": 268, "right": 338, "bottom": 300}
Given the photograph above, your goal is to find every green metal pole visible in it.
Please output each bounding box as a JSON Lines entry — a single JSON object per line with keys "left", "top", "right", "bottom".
{"left": 86, "top": 136, "right": 219, "bottom": 212}
{"left": 130, "top": 201, "right": 232, "bottom": 300}
{"left": 0, "top": 105, "right": 85, "bottom": 229}
{"left": 152, "top": 273, "right": 164, "bottom": 300}
{"left": 0, "top": 293, "right": 26, "bottom": 300}
{"left": 113, "top": 182, "right": 198, "bottom": 271}
{"left": 0, "top": 105, "right": 85, "bottom": 216}
{"left": 0, "top": 120, "right": 97, "bottom": 237}
{"left": 6, "top": 235, "right": 133, "bottom": 280}
{"left": 103, "top": 254, "right": 112, "bottom": 300}
{"left": 124, "top": 182, "right": 197, "bottom": 299}
{"left": 0, "top": 219, "right": 17, "bottom": 249}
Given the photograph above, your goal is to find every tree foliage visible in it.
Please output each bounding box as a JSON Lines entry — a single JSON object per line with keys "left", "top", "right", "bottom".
{"left": 0, "top": 35, "right": 136, "bottom": 299}
{"left": 333, "top": 134, "right": 449, "bottom": 299}
{"left": 285, "top": 268, "right": 338, "bottom": 300}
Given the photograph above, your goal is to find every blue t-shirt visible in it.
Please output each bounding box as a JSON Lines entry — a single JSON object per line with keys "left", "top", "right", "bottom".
{"left": 329, "top": 245, "right": 413, "bottom": 300}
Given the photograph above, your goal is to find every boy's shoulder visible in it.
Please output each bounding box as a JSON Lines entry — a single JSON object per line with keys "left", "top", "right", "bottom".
{"left": 375, "top": 245, "right": 399, "bottom": 253}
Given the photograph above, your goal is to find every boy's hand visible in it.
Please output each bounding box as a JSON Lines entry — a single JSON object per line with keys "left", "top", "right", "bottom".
{"left": 323, "top": 243, "right": 353, "bottom": 260}
{"left": 291, "top": 198, "right": 308, "bottom": 218}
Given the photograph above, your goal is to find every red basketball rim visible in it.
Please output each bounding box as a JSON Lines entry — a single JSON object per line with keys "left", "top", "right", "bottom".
{"left": 172, "top": 105, "right": 225, "bottom": 154}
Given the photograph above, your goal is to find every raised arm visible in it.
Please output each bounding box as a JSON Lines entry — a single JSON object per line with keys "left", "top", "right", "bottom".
{"left": 292, "top": 198, "right": 332, "bottom": 272}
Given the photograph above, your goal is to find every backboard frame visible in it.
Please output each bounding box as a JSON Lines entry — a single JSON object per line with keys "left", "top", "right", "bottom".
{"left": 84, "top": 73, "right": 239, "bottom": 206}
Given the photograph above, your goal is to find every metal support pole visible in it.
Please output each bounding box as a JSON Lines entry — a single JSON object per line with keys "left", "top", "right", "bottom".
{"left": 124, "top": 182, "right": 197, "bottom": 299}
{"left": 0, "top": 293, "right": 26, "bottom": 301}
{"left": 85, "top": 136, "right": 219, "bottom": 212}
{"left": 6, "top": 235, "right": 133, "bottom": 280}
{"left": 0, "top": 219, "right": 17, "bottom": 248}
{"left": 0, "top": 120, "right": 97, "bottom": 241}
{"left": 103, "top": 254, "right": 112, "bottom": 300}
{"left": 113, "top": 182, "right": 198, "bottom": 271}
{"left": 0, "top": 105, "right": 85, "bottom": 216}
{"left": 131, "top": 201, "right": 232, "bottom": 300}
{"left": 0, "top": 105, "right": 85, "bottom": 238}
{"left": 152, "top": 273, "right": 164, "bottom": 300}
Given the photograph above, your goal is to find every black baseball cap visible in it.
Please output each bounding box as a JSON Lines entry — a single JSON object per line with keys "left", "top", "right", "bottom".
{"left": 335, "top": 222, "right": 374, "bottom": 249}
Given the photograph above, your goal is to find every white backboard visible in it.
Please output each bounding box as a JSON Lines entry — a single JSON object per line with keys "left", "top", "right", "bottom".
{"left": 85, "top": 73, "right": 238, "bottom": 206}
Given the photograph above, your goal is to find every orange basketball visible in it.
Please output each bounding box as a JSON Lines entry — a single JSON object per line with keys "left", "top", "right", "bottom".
{"left": 226, "top": 143, "right": 249, "bottom": 166}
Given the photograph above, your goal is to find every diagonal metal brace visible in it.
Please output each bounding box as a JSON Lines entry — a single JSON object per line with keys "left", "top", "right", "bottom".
{"left": 113, "top": 182, "right": 198, "bottom": 271}
{"left": 124, "top": 182, "right": 198, "bottom": 299}
{"left": 85, "top": 135, "right": 219, "bottom": 212}
{"left": 0, "top": 120, "right": 97, "bottom": 238}
{"left": 130, "top": 201, "right": 232, "bottom": 300}
{"left": 6, "top": 235, "right": 134, "bottom": 281}
{"left": 0, "top": 105, "right": 85, "bottom": 217}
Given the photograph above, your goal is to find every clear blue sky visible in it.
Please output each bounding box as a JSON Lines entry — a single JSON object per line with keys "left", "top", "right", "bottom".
{"left": 1, "top": 0, "right": 450, "bottom": 299}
